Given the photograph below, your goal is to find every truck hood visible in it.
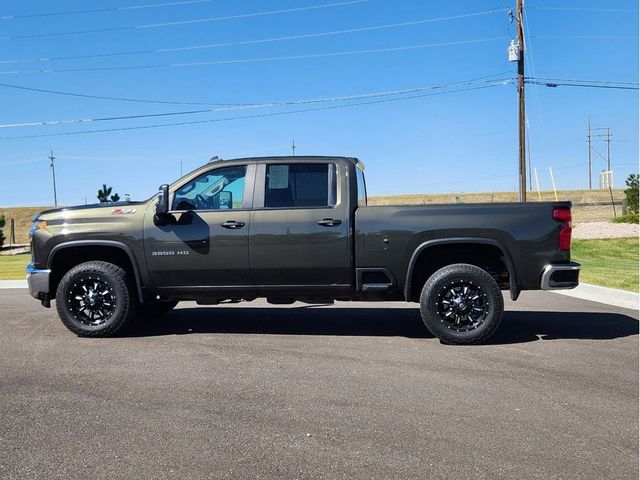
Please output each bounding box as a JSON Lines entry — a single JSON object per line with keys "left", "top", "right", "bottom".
{"left": 34, "top": 201, "right": 147, "bottom": 221}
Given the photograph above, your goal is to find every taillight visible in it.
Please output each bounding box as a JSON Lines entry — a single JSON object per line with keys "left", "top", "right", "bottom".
{"left": 553, "top": 207, "right": 572, "bottom": 251}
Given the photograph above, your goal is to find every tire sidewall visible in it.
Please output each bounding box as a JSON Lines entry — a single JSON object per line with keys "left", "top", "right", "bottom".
{"left": 56, "top": 262, "right": 131, "bottom": 336}
{"left": 420, "top": 264, "right": 504, "bottom": 344}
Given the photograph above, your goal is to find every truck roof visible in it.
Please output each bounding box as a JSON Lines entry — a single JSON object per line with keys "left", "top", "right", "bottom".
{"left": 177, "top": 156, "right": 362, "bottom": 186}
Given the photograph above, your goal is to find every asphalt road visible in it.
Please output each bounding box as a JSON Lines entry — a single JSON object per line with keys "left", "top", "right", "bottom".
{"left": 1, "top": 289, "right": 637, "bottom": 480}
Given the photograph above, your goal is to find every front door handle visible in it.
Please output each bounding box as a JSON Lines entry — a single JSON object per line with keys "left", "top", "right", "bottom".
{"left": 220, "top": 220, "right": 245, "bottom": 229}
{"left": 317, "top": 218, "right": 342, "bottom": 227}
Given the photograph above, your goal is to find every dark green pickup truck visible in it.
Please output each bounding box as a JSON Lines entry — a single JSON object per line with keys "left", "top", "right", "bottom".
{"left": 27, "top": 156, "right": 580, "bottom": 344}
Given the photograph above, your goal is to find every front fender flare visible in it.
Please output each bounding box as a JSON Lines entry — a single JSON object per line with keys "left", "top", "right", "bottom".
{"left": 48, "top": 240, "right": 144, "bottom": 303}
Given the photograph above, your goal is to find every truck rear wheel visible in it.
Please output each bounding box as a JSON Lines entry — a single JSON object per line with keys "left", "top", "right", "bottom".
{"left": 55, "top": 261, "right": 136, "bottom": 337}
{"left": 419, "top": 263, "right": 503, "bottom": 345}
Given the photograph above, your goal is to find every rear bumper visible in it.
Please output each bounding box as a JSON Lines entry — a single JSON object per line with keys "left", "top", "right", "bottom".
{"left": 26, "top": 263, "right": 51, "bottom": 300}
{"left": 540, "top": 262, "right": 580, "bottom": 290}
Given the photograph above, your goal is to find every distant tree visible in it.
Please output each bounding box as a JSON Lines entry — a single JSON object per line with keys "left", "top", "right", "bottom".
{"left": 97, "top": 184, "right": 120, "bottom": 203}
{"left": 0, "top": 214, "right": 5, "bottom": 248}
{"left": 97, "top": 184, "right": 112, "bottom": 203}
{"left": 624, "top": 174, "right": 639, "bottom": 213}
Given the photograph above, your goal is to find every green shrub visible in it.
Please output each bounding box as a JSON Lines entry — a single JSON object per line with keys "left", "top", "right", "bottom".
{"left": 623, "top": 174, "right": 639, "bottom": 214}
{"left": 0, "top": 215, "right": 5, "bottom": 248}
{"left": 612, "top": 212, "right": 639, "bottom": 224}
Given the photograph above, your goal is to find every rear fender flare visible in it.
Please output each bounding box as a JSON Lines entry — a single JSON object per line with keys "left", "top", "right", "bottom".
{"left": 404, "top": 237, "right": 519, "bottom": 301}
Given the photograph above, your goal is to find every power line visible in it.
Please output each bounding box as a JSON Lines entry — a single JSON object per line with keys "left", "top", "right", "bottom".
{"left": 0, "top": 83, "right": 509, "bottom": 141}
{"left": 530, "top": 35, "right": 638, "bottom": 40}
{"left": 527, "top": 80, "right": 639, "bottom": 90}
{"left": 0, "top": 72, "right": 513, "bottom": 107}
{"left": 0, "top": 0, "right": 369, "bottom": 41}
{"left": 1, "top": 0, "right": 214, "bottom": 20}
{"left": 526, "top": 77, "right": 638, "bottom": 86}
{"left": 527, "top": 6, "right": 639, "bottom": 13}
{"left": 0, "top": 37, "right": 507, "bottom": 75}
{"left": 0, "top": 9, "right": 509, "bottom": 65}
{"left": 0, "top": 78, "right": 513, "bottom": 129}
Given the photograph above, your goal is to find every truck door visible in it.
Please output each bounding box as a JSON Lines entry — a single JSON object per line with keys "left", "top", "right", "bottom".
{"left": 144, "top": 163, "right": 255, "bottom": 289}
{"left": 249, "top": 160, "right": 352, "bottom": 288}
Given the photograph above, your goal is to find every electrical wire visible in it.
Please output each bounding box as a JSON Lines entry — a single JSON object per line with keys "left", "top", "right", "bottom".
{"left": 1, "top": 0, "right": 214, "bottom": 20}
{"left": 0, "top": 72, "right": 514, "bottom": 107}
{"left": 0, "top": 83, "right": 510, "bottom": 141}
{"left": 0, "top": 37, "right": 507, "bottom": 75}
{"left": 527, "top": 77, "right": 638, "bottom": 86}
{"left": 530, "top": 35, "right": 638, "bottom": 40}
{"left": 0, "top": 78, "right": 514, "bottom": 129}
{"left": 0, "top": 0, "right": 369, "bottom": 41}
{"left": 527, "top": 6, "right": 639, "bottom": 13}
{"left": 527, "top": 80, "right": 639, "bottom": 90}
{"left": 0, "top": 9, "right": 509, "bottom": 64}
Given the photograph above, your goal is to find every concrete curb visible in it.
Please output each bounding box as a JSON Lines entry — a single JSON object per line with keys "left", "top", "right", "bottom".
{"left": 553, "top": 283, "right": 639, "bottom": 311}
{"left": 0, "top": 280, "right": 27, "bottom": 289}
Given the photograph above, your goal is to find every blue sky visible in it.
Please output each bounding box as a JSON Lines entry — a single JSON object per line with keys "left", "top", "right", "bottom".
{"left": 0, "top": 0, "right": 637, "bottom": 206}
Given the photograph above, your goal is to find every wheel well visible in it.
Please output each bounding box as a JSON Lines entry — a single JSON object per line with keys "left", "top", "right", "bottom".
{"left": 49, "top": 245, "right": 139, "bottom": 299}
{"left": 408, "top": 243, "right": 510, "bottom": 302}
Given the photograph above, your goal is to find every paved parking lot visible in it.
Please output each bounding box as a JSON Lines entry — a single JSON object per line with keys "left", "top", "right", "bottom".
{"left": 1, "top": 289, "right": 637, "bottom": 479}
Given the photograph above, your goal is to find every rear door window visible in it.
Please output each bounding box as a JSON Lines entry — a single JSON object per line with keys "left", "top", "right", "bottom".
{"left": 265, "top": 163, "right": 336, "bottom": 208}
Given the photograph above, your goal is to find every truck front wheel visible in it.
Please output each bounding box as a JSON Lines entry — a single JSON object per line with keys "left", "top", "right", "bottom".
{"left": 55, "top": 261, "right": 136, "bottom": 337}
{"left": 419, "top": 263, "right": 504, "bottom": 345}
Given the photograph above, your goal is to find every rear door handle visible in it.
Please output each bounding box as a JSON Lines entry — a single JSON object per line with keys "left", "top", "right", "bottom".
{"left": 317, "top": 218, "right": 342, "bottom": 227}
{"left": 220, "top": 220, "right": 245, "bottom": 229}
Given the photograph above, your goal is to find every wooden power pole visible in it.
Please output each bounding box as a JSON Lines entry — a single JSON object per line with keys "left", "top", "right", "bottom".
{"left": 516, "top": 0, "right": 527, "bottom": 202}
{"left": 587, "top": 117, "right": 592, "bottom": 190}
{"left": 49, "top": 150, "right": 58, "bottom": 207}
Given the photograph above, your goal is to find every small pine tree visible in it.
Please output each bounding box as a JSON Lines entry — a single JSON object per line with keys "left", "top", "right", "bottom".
{"left": 624, "top": 174, "right": 639, "bottom": 213}
{"left": 97, "top": 184, "right": 113, "bottom": 203}
{"left": 110, "top": 193, "right": 120, "bottom": 203}
{"left": 0, "top": 215, "right": 5, "bottom": 248}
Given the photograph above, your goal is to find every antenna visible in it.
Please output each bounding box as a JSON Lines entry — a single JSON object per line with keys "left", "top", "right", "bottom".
{"left": 291, "top": 139, "right": 296, "bottom": 156}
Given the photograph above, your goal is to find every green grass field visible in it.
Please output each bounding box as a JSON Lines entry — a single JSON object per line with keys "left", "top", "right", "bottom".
{"left": 2, "top": 238, "right": 638, "bottom": 292}
{"left": 0, "top": 254, "right": 30, "bottom": 280}
{"left": 572, "top": 238, "right": 639, "bottom": 292}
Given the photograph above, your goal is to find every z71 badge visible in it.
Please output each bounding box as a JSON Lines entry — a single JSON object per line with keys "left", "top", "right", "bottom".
{"left": 112, "top": 208, "right": 137, "bottom": 215}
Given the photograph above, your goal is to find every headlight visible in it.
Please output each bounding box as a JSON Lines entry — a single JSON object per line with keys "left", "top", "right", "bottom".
{"left": 29, "top": 220, "right": 47, "bottom": 238}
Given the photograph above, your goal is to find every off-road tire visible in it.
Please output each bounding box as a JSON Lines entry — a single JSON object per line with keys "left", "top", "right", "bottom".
{"left": 419, "top": 263, "right": 504, "bottom": 345}
{"left": 55, "top": 261, "right": 136, "bottom": 337}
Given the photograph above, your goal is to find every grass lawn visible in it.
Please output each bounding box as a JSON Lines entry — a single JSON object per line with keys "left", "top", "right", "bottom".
{"left": 0, "top": 254, "right": 30, "bottom": 280}
{"left": 572, "top": 238, "right": 639, "bottom": 292}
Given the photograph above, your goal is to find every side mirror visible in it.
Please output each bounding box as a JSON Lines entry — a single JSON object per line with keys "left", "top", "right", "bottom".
{"left": 155, "top": 184, "right": 169, "bottom": 220}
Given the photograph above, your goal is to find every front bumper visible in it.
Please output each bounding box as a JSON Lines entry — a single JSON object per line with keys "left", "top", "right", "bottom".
{"left": 540, "top": 262, "right": 580, "bottom": 290}
{"left": 26, "top": 263, "right": 51, "bottom": 300}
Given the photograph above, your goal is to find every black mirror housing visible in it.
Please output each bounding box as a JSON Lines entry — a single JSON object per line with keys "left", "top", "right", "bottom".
{"left": 155, "top": 184, "right": 170, "bottom": 220}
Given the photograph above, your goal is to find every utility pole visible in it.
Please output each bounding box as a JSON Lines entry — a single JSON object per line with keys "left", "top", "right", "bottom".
{"left": 587, "top": 117, "right": 592, "bottom": 190}
{"left": 526, "top": 119, "right": 532, "bottom": 191}
{"left": 516, "top": 0, "right": 527, "bottom": 202}
{"left": 606, "top": 128, "right": 611, "bottom": 171}
{"left": 49, "top": 150, "right": 58, "bottom": 206}
{"left": 291, "top": 139, "right": 296, "bottom": 156}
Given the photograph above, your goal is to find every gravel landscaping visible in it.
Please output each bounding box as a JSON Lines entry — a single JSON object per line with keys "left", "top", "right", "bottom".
{"left": 573, "top": 221, "right": 639, "bottom": 240}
